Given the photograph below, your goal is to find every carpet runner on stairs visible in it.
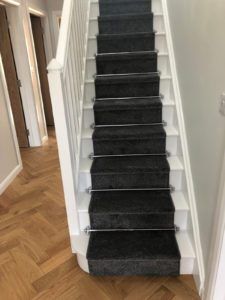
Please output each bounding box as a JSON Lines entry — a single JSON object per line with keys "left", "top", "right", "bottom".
{"left": 86, "top": 0, "right": 181, "bottom": 276}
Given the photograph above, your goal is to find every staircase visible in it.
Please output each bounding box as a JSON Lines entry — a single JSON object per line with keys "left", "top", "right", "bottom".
{"left": 48, "top": 0, "right": 201, "bottom": 282}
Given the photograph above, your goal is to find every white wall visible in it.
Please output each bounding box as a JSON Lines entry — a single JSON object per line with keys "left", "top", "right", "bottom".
{"left": 28, "top": 0, "right": 47, "bottom": 11}
{"left": 0, "top": 56, "right": 22, "bottom": 194}
{"left": 46, "top": 0, "right": 64, "bottom": 56}
{"left": 167, "top": 0, "right": 225, "bottom": 271}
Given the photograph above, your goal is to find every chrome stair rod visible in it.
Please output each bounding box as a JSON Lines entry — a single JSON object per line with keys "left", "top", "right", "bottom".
{"left": 92, "top": 94, "right": 164, "bottom": 102}
{"left": 86, "top": 186, "right": 175, "bottom": 194}
{"left": 94, "top": 71, "right": 161, "bottom": 78}
{"left": 89, "top": 152, "right": 170, "bottom": 160}
{"left": 95, "top": 49, "right": 159, "bottom": 56}
{"left": 91, "top": 121, "right": 167, "bottom": 129}
{"left": 83, "top": 226, "right": 180, "bottom": 235}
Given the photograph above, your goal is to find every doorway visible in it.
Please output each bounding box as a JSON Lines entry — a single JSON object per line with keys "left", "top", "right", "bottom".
{"left": 0, "top": 6, "right": 29, "bottom": 148}
{"left": 30, "top": 15, "right": 54, "bottom": 127}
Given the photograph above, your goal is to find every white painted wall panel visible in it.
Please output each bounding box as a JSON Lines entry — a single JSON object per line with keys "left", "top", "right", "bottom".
{"left": 167, "top": 0, "right": 225, "bottom": 269}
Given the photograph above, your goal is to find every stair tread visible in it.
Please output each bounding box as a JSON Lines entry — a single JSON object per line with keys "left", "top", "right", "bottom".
{"left": 94, "top": 97, "right": 161, "bottom": 111}
{"left": 87, "top": 231, "right": 181, "bottom": 260}
{"left": 78, "top": 191, "right": 189, "bottom": 212}
{"left": 96, "top": 51, "right": 157, "bottom": 62}
{"left": 82, "top": 125, "right": 178, "bottom": 139}
{"left": 84, "top": 98, "right": 175, "bottom": 108}
{"left": 97, "top": 32, "right": 155, "bottom": 39}
{"left": 91, "top": 156, "right": 170, "bottom": 174}
{"left": 96, "top": 50, "right": 158, "bottom": 57}
{"left": 89, "top": 191, "right": 175, "bottom": 214}
{"left": 95, "top": 73, "right": 159, "bottom": 84}
{"left": 93, "top": 125, "right": 166, "bottom": 140}
{"left": 98, "top": 12, "right": 153, "bottom": 21}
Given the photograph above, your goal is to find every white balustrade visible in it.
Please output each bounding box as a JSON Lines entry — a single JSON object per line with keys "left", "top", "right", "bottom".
{"left": 48, "top": 0, "right": 91, "bottom": 236}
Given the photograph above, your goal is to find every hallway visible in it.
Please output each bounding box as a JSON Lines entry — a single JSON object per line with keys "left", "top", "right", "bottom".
{"left": 0, "top": 129, "right": 200, "bottom": 299}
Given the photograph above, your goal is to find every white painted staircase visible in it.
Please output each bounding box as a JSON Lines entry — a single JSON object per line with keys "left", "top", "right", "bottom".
{"left": 48, "top": 0, "right": 204, "bottom": 287}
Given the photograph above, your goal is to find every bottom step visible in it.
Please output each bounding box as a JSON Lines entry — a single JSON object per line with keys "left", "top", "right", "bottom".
{"left": 87, "top": 231, "right": 181, "bottom": 276}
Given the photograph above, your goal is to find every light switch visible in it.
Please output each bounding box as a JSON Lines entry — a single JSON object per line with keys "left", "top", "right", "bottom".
{"left": 219, "top": 93, "right": 225, "bottom": 116}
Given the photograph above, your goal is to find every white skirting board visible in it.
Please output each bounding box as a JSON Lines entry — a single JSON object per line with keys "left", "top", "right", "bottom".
{"left": 0, "top": 164, "right": 22, "bottom": 195}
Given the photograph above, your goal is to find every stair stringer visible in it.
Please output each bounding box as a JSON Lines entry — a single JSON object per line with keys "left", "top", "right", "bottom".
{"left": 70, "top": 0, "right": 203, "bottom": 286}
{"left": 161, "top": 0, "right": 205, "bottom": 293}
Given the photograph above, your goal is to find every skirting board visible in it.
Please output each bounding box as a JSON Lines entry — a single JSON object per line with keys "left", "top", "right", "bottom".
{"left": 0, "top": 164, "right": 22, "bottom": 195}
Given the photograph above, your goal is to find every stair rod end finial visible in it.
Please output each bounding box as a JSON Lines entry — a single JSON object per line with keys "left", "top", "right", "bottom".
{"left": 90, "top": 123, "right": 95, "bottom": 129}
{"left": 86, "top": 187, "right": 92, "bottom": 194}
{"left": 84, "top": 226, "right": 91, "bottom": 235}
{"left": 170, "top": 185, "right": 175, "bottom": 193}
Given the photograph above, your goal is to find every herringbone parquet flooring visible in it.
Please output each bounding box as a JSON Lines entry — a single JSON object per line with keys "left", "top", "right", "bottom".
{"left": 0, "top": 128, "right": 200, "bottom": 300}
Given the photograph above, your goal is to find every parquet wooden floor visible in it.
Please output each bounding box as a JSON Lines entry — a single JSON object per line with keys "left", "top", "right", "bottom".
{"left": 0, "top": 128, "right": 200, "bottom": 300}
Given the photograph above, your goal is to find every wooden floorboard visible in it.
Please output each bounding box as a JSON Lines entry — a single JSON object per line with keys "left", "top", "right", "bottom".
{"left": 0, "top": 128, "right": 200, "bottom": 299}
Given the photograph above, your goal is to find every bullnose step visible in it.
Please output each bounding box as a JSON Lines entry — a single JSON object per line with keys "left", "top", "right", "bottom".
{"left": 89, "top": 190, "right": 175, "bottom": 229}
{"left": 87, "top": 230, "right": 181, "bottom": 276}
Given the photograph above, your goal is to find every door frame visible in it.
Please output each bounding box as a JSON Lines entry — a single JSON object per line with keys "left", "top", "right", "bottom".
{"left": 28, "top": 6, "right": 54, "bottom": 141}
{"left": 28, "top": 7, "right": 53, "bottom": 65}
{"left": 204, "top": 149, "right": 225, "bottom": 299}
{"left": 0, "top": 54, "right": 22, "bottom": 194}
{"left": 2, "top": 0, "right": 44, "bottom": 146}
{"left": 1, "top": 0, "right": 53, "bottom": 147}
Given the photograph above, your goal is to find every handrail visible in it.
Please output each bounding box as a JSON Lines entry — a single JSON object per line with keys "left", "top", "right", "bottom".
{"left": 48, "top": 0, "right": 91, "bottom": 236}
{"left": 56, "top": 0, "right": 73, "bottom": 67}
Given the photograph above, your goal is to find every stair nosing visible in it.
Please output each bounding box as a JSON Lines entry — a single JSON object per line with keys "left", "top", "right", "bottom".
{"left": 78, "top": 191, "right": 189, "bottom": 213}
{"left": 82, "top": 125, "right": 178, "bottom": 139}
{"left": 80, "top": 155, "right": 183, "bottom": 173}
{"left": 90, "top": 13, "right": 163, "bottom": 22}
{"left": 87, "top": 52, "right": 168, "bottom": 60}
{"left": 95, "top": 50, "right": 158, "bottom": 57}
{"left": 89, "top": 32, "right": 166, "bottom": 40}
{"left": 86, "top": 75, "right": 171, "bottom": 84}
{"left": 83, "top": 99, "right": 175, "bottom": 109}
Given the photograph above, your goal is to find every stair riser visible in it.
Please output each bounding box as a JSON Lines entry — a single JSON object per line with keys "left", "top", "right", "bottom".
{"left": 89, "top": 15, "right": 164, "bottom": 36}
{"left": 88, "top": 259, "right": 180, "bottom": 276}
{"left": 79, "top": 169, "right": 183, "bottom": 191}
{"left": 81, "top": 135, "right": 178, "bottom": 157}
{"left": 98, "top": 17, "right": 153, "bottom": 34}
{"left": 91, "top": 172, "right": 169, "bottom": 189}
{"left": 94, "top": 107, "right": 162, "bottom": 125}
{"left": 93, "top": 139, "right": 166, "bottom": 155}
{"left": 87, "top": 35, "right": 167, "bottom": 57}
{"left": 90, "top": 213, "right": 174, "bottom": 229}
{"left": 99, "top": 2, "right": 151, "bottom": 16}
{"left": 83, "top": 105, "right": 174, "bottom": 127}
{"left": 79, "top": 209, "right": 188, "bottom": 231}
{"left": 95, "top": 80, "right": 159, "bottom": 98}
{"left": 89, "top": 0, "right": 163, "bottom": 19}
{"left": 96, "top": 56, "right": 157, "bottom": 75}
{"left": 75, "top": 245, "right": 195, "bottom": 275}
{"left": 97, "top": 35, "right": 155, "bottom": 53}
{"left": 86, "top": 55, "right": 170, "bottom": 79}
{"left": 84, "top": 78, "right": 171, "bottom": 102}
